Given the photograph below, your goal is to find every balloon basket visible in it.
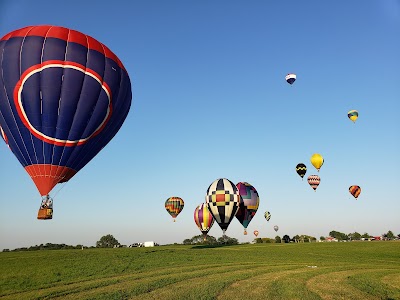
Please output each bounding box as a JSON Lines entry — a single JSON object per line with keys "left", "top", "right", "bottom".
{"left": 37, "top": 196, "right": 53, "bottom": 220}
{"left": 37, "top": 208, "right": 53, "bottom": 220}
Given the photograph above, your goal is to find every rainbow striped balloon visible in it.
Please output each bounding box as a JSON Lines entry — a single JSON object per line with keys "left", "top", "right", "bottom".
{"left": 165, "top": 197, "right": 184, "bottom": 221}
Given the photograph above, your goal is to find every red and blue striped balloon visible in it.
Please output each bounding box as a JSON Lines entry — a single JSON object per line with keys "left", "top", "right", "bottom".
{"left": 0, "top": 25, "right": 132, "bottom": 196}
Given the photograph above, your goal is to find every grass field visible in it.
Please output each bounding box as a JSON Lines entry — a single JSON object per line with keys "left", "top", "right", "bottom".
{"left": 1, "top": 241, "right": 399, "bottom": 299}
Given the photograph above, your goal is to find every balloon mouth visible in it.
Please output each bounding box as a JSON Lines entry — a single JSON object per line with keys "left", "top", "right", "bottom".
{"left": 25, "top": 164, "right": 76, "bottom": 196}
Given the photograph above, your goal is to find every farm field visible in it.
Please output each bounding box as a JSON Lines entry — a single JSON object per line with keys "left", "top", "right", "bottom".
{"left": 0, "top": 242, "right": 399, "bottom": 300}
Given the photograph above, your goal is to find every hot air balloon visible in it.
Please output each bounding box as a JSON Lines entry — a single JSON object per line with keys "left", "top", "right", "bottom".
{"left": 254, "top": 230, "right": 259, "bottom": 237}
{"left": 349, "top": 185, "right": 361, "bottom": 199}
{"left": 285, "top": 73, "right": 296, "bottom": 85}
{"left": 308, "top": 175, "right": 321, "bottom": 191}
{"left": 194, "top": 203, "right": 215, "bottom": 240}
{"left": 165, "top": 197, "right": 184, "bottom": 222}
{"left": 274, "top": 225, "right": 279, "bottom": 232}
{"left": 295, "top": 163, "right": 307, "bottom": 180}
{"left": 310, "top": 153, "right": 324, "bottom": 172}
{"left": 348, "top": 110, "right": 358, "bottom": 123}
{"left": 0, "top": 25, "right": 132, "bottom": 219}
{"left": 235, "top": 182, "right": 260, "bottom": 235}
{"left": 264, "top": 211, "right": 271, "bottom": 222}
{"left": 205, "top": 178, "right": 240, "bottom": 235}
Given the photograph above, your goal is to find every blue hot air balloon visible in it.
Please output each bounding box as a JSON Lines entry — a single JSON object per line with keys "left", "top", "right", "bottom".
{"left": 0, "top": 25, "right": 132, "bottom": 218}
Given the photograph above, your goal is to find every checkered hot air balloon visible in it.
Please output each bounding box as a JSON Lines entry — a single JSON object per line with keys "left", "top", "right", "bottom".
{"left": 349, "top": 185, "right": 361, "bottom": 199}
{"left": 308, "top": 175, "right": 321, "bottom": 191}
{"left": 165, "top": 197, "right": 184, "bottom": 222}
{"left": 205, "top": 178, "right": 240, "bottom": 235}
{"left": 235, "top": 182, "right": 260, "bottom": 235}
{"left": 194, "top": 203, "right": 215, "bottom": 240}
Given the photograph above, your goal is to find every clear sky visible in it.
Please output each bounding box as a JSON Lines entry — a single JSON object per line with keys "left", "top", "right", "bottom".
{"left": 0, "top": 1, "right": 399, "bottom": 250}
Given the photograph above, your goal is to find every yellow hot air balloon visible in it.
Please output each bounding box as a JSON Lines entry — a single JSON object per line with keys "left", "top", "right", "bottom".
{"left": 310, "top": 153, "right": 324, "bottom": 172}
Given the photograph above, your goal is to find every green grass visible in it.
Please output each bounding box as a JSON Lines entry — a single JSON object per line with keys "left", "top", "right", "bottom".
{"left": 0, "top": 242, "right": 399, "bottom": 299}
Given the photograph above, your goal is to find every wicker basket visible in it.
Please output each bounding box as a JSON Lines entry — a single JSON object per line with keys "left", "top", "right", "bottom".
{"left": 37, "top": 208, "right": 53, "bottom": 220}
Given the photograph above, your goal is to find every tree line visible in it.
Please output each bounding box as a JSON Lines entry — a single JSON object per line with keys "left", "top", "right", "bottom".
{"left": 322, "top": 230, "right": 398, "bottom": 241}
{"left": 3, "top": 230, "right": 399, "bottom": 252}
{"left": 182, "top": 235, "right": 239, "bottom": 245}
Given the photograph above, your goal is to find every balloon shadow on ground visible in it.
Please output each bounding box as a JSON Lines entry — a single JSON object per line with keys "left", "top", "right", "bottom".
{"left": 191, "top": 244, "right": 240, "bottom": 249}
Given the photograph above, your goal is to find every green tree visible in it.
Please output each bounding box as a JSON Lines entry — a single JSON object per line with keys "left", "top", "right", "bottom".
{"left": 361, "top": 232, "right": 370, "bottom": 239}
{"left": 261, "top": 238, "right": 274, "bottom": 243}
{"left": 183, "top": 239, "right": 192, "bottom": 245}
{"left": 275, "top": 236, "right": 281, "bottom": 243}
{"left": 386, "top": 230, "right": 395, "bottom": 240}
{"left": 320, "top": 236, "right": 325, "bottom": 241}
{"left": 282, "top": 235, "right": 291, "bottom": 243}
{"left": 329, "top": 230, "right": 347, "bottom": 241}
{"left": 217, "top": 235, "right": 238, "bottom": 245}
{"left": 96, "top": 234, "right": 120, "bottom": 248}
{"left": 183, "top": 235, "right": 217, "bottom": 245}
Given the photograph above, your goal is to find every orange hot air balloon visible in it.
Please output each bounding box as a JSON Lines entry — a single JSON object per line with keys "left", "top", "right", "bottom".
{"left": 349, "top": 185, "right": 361, "bottom": 199}
{"left": 254, "top": 230, "right": 259, "bottom": 237}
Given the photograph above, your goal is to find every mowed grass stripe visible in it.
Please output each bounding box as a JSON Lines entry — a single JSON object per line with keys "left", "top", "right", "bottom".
{"left": 217, "top": 266, "right": 326, "bottom": 300}
{"left": 0, "top": 264, "right": 266, "bottom": 300}
{"left": 129, "top": 265, "right": 301, "bottom": 300}
{"left": 0, "top": 264, "right": 235, "bottom": 299}
{"left": 347, "top": 269, "right": 400, "bottom": 299}
{"left": 382, "top": 273, "right": 400, "bottom": 289}
{"left": 54, "top": 264, "right": 272, "bottom": 300}
{"left": 306, "top": 268, "right": 400, "bottom": 300}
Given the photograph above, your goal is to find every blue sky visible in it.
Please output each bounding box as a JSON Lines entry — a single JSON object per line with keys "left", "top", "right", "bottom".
{"left": 0, "top": 1, "right": 399, "bottom": 250}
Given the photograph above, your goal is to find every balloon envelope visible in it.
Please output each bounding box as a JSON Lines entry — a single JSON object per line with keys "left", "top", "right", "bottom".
{"left": 254, "top": 230, "right": 259, "bottom": 237}
{"left": 348, "top": 110, "right": 359, "bottom": 123}
{"left": 310, "top": 153, "right": 324, "bottom": 171}
{"left": 274, "top": 225, "right": 279, "bottom": 232}
{"left": 285, "top": 73, "right": 296, "bottom": 85}
{"left": 308, "top": 175, "right": 321, "bottom": 191}
{"left": 295, "top": 163, "right": 307, "bottom": 179}
{"left": 165, "top": 197, "right": 184, "bottom": 220}
{"left": 194, "top": 203, "right": 214, "bottom": 235}
{"left": 235, "top": 182, "right": 260, "bottom": 233}
{"left": 206, "top": 178, "right": 240, "bottom": 233}
{"left": 264, "top": 211, "right": 271, "bottom": 222}
{"left": 349, "top": 185, "right": 361, "bottom": 199}
{"left": 0, "top": 25, "right": 132, "bottom": 196}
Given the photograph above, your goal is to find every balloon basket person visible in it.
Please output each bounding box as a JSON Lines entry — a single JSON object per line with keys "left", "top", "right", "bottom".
{"left": 37, "top": 195, "right": 53, "bottom": 220}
